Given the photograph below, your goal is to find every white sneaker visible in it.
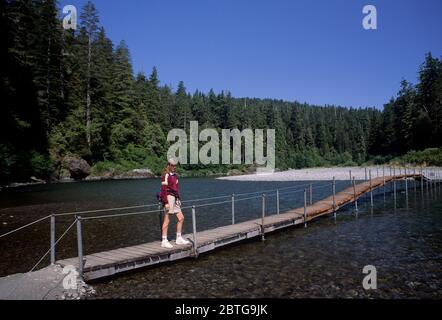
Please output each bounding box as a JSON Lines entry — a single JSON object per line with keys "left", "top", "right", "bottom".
{"left": 161, "top": 240, "right": 173, "bottom": 248}
{"left": 176, "top": 237, "right": 190, "bottom": 245}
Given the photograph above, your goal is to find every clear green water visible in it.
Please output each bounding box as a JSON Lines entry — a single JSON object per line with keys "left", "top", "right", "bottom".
{"left": 0, "top": 179, "right": 441, "bottom": 298}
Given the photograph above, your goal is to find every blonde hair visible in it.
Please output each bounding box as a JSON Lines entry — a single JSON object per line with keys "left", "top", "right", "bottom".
{"left": 162, "top": 165, "right": 171, "bottom": 176}
{"left": 162, "top": 162, "right": 177, "bottom": 176}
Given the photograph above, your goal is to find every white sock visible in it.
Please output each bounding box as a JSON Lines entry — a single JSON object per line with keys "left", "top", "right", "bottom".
{"left": 176, "top": 233, "right": 181, "bottom": 238}
{"left": 162, "top": 236, "right": 167, "bottom": 241}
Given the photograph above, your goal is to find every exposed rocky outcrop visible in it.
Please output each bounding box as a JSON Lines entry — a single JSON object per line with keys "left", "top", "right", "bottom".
{"left": 86, "top": 168, "right": 155, "bottom": 181}
{"left": 63, "top": 156, "right": 91, "bottom": 181}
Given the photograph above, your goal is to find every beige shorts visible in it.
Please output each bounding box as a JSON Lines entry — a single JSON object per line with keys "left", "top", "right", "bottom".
{"left": 166, "top": 195, "right": 181, "bottom": 214}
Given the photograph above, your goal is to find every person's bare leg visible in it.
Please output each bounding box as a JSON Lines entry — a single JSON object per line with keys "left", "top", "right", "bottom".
{"left": 162, "top": 213, "right": 170, "bottom": 239}
{"left": 176, "top": 211, "right": 184, "bottom": 234}
{"left": 175, "top": 212, "right": 190, "bottom": 244}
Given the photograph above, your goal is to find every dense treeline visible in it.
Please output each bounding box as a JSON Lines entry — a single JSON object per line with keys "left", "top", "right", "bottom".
{"left": 1, "top": 0, "right": 441, "bottom": 183}
{"left": 369, "top": 53, "right": 442, "bottom": 157}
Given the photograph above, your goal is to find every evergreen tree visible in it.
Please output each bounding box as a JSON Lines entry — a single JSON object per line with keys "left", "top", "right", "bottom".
{"left": 80, "top": 0, "right": 99, "bottom": 150}
{"left": 109, "top": 41, "right": 136, "bottom": 160}
{"left": 173, "top": 81, "right": 192, "bottom": 130}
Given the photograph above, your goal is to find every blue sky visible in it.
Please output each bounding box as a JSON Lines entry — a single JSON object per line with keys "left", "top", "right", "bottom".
{"left": 58, "top": 0, "right": 442, "bottom": 109}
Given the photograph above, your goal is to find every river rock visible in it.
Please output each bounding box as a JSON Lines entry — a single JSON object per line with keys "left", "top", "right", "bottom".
{"left": 128, "top": 169, "right": 155, "bottom": 178}
{"left": 63, "top": 156, "right": 91, "bottom": 181}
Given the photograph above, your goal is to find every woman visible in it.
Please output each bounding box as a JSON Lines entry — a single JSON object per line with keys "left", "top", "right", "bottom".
{"left": 159, "top": 158, "right": 190, "bottom": 248}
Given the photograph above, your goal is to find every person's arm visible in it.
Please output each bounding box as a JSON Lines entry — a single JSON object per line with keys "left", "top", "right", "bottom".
{"left": 162, "top": 173, "right": 169, "bottom": 186}
{"left": 176, "top": 178, "right": 181, "bottom": 200}
{"left": 159, "top": 174, "right": 169, "bottom": 204}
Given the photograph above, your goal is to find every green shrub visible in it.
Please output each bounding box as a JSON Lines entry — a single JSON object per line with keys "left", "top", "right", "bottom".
{"left": 29, "top": 150, "right": 54, "bottom": 179}
{"left": 0, "top": 144, "right": 16, "bottom": 181}
{"left": 392, "top": 148, "right": 442, "bottom": 166}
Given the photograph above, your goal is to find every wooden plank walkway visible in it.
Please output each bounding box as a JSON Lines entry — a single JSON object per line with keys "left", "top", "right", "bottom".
{"left": 57, "top": 174, "right": 422, "bottom": 281}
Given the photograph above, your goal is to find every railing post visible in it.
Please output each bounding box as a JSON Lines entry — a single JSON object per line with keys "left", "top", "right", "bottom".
{"left": 349, "top": 170, "right": 352, "bottom": 186}
{"left": 393, "top": 167, "right": 396, "bottom": 194}
{"left": 437, "top": 170, "right": 439, "bottom": 192}
{"left": 405, "top": 167, "right": 408, "bottom": 200}
{"left": 436, "top": 170, "right": 438, "bottom": 189}
{"left": 309, "top": 183, "right": 313, "bottom": 205}
{"left": 276, "top": 189, "right": 280, "bottom": 215}
{"left": 158, "top": 203, "right": 163, "bottom": 240}
{"left": 365, "top": 167, "right": 368, "bottom": 181}
{"left": 332, "top": 177, "right": 336, "bottom": 220}
{"left": 303, "top": 189, "right": 307, "bottom": 228}
{"left": 393, "top": 177, "right": 397, "bottom": 207}
{"left": 421, "top": 167, "right": 424, "bottom": 198}
{"left": 426, "top": 174, "right": 429, "bottom": 196}
{"left": 276, "top": 189, "right": 280, "bottom": 214}
{"left": 382, "top": 166, "right": 385, "bottom": 181}
{"left": 191, "top": 206, "right": 198, "bottom": 258}
{"left": 261, "top": 194, "right": 266, "bottom": 241}
{"left": 438, "top": 171, "right": 440, "bottom": 192}
{"left": 231, "top": 194, "right": 235, "bottom": 225}
{"left": 353, "top": 177, "right": 358, "bottom": 212}
{"left": 413, "top": 167, "right": 417, "bottom": 193}
{"left": 50, "top": 214, "right": 56, "bottom": 265}
{"left": 430, "top": 169, "right": 433, "bottom": 194}
{"left": 369, "top": 170, "right": 373, "bottom": 207}
{"left": 430, "top": 169, "right": 433, "bottom": 191}
{"left": 382, "top": 166, "right": 386, "bottom": 197}
{"left": 389, "top": 166, "right": 393, "bottom": 192}
{"left": 432, "top": 169, "right": 435, "bottom": 191}
{"left": 76, "top": 216, "right": 84, "bottom": 279}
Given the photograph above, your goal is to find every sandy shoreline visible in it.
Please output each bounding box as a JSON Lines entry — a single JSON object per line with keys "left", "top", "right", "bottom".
{"left": 218, "top": 166, "right": 398, "bottom": 181}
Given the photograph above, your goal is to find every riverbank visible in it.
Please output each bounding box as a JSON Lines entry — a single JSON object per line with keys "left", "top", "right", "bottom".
{"left": 0, "top": 167, "right": 245, "bottom": 190}
{"left": 0, "top": 175, "right": 155, "bottom": 190}
{"left": 218, "top": 166, "right": 395, "bottom": 181}
{"left": 2, "top": 164, "right": 437, "bottom": 190}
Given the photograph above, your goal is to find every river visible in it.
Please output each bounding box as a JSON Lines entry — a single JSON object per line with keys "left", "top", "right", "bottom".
{"left": 0, "top": 178, "right": 441, "bottom": 298}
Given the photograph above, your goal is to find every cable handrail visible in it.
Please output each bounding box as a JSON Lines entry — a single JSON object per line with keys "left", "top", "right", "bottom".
{"left": 5, "top": 218, "right": 77, "bottom": 299}
{"left": 315, "top": 183, "right": 333, "bottom": 190}
{"left": 0, "top": 215, "right": 51, "bottom": 239}
{"left": 82, "top": 208, "right": 161, "bottom": 221}
{"left": 53, "top": 182, "right": 316, "bottom": 217}
{"left": 181, "top": 194, "right": 231, "bottom": 203}
{"left": 0, "top": 181, "right": 333, "bottom": 235}
{"left": 54, "top": 203, "right": 160, "bottom": 217}
{"left": 29, "top": 219, "right": 77, "bottom": 273}
{"left": 278, "top": 188, "right": 307, "bottom": 196}
{"left": 182, "top": 182, "right": 314, "bottom": 203}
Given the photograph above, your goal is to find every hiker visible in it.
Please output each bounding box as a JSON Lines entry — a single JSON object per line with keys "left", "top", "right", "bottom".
{"left": 159, "top": 158, "right": 190, "bottom": 248}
